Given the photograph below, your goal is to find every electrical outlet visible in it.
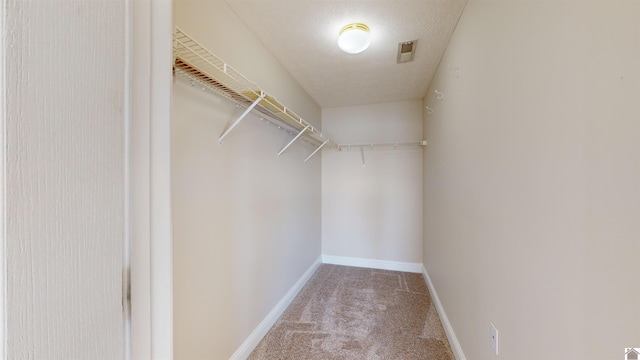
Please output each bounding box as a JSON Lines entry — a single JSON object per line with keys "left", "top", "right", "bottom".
{"left": 490, "top": 322, "right": 499, "bottom": 355}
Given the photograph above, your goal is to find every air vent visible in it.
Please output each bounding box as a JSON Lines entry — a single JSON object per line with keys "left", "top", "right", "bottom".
{"left": 397, "top": 40, "right": 417, "bottom": 63}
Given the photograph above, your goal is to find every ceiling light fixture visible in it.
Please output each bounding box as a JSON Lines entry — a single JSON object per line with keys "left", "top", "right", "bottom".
{"left": 338, "top": 23, "right": 371, "bottom": 54}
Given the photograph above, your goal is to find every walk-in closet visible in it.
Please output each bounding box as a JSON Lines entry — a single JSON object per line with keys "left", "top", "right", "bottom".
{"left": 171, "top": 1, "right": 640, "bottom": 359}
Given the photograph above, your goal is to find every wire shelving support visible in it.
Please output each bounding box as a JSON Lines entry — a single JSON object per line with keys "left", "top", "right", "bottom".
{"left": 173, "top": 27, "right": 334, "bottom": 155}
{"left": 173, "top": 27, "right": 429, "bottom": 164}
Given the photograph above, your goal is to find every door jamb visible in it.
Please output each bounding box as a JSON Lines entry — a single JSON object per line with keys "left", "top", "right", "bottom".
{"left": 130, "top": 0, "right": 173, "bottom": 359}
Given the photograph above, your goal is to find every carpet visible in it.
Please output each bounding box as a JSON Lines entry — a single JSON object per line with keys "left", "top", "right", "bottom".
{"left": 248, "top": 264, "right": 454, "bottom": 360}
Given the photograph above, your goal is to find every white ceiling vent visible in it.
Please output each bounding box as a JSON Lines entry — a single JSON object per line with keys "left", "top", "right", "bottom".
{"left": 397, "top": 40, "right": 417, "bottom": 64}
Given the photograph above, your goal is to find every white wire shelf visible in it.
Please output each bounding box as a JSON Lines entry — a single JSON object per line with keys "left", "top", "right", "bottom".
{"left": 333, "top": 140, "right": 427, "bottom": 167}
{"left": 173, "top": 27, "right": 333, "bottom": 157}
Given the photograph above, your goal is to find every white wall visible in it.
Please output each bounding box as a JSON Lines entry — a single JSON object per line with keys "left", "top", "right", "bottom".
{"left": 423, "top": 1, "right": 640, "bottom": 359}
{"left": 172, "top": 1, "right": 322, "bottom": 358}
{"left": 322, "top": 100, "right": 424, "bottom": 265}
{"left": 4, "top": 0, "right": 126, "bottom": 358}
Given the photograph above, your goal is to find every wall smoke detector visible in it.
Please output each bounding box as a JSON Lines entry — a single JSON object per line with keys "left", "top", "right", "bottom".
{"left": 397, "top": 40, "right": 417, "bottom": 63}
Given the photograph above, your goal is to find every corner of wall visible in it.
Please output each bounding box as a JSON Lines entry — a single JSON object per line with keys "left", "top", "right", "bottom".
{"left": 229, "top": 257, "right": 322, "bottom": 359}
{"left": 421, "top": 266, "right": 466, "bottom": 360}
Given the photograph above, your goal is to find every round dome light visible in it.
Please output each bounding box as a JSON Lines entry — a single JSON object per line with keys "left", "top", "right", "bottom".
{"left": 338, "top": 23, "right": 371, "bottom": 54}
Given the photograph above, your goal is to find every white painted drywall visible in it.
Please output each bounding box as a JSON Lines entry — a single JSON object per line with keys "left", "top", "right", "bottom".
{"left": 172, "top": 1, "right": 322, "bottom": 359}
{"left": 5, "top": 0, "right": 126, "bottom": 358}
{"left": 423, "top": 1, "right": 640, "bottom": 358}
{"left": 0, "top": 1, "right": 6, "bottom": 357}
{"left": 322, "top": 100, "right": 424, "bottom": 264}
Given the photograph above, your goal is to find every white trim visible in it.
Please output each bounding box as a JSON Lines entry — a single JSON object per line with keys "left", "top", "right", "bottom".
{"left": 229, "top": 257, "right": 322, "bottom": 360}
{"left": 130, "top": 0, "right": 152, "bottom": 358}
{"left": 130, "top": 0, "right": 173, "bottom": 358}
{"left": 321, "top": 255, "right": 423, "bottom": 273}
{"left": 149, "top": 1, "right": 173, "bottom": 358}
{"left": 422, "top": 266, "right": 467, "bottom": 360}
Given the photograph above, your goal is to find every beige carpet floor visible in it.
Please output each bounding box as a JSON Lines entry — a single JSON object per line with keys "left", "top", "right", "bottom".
{"left": 248, "top": 264, "right": 454, "bottom": 360}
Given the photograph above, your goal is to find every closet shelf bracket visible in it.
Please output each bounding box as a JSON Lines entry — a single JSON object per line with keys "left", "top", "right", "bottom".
{"left": 218, "top": 92, "right": 266, "bottom": 144}
{"left": 173, "top": 27, "right": 335, "bottom": 156}
{"left": 278, "top": 125, "right": 309, "bottom": 156}
{"left": 304, "top": 139, "right": 330, "bottom": 163}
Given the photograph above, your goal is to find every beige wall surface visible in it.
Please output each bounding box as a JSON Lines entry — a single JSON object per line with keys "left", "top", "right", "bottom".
{"left": 5, "top": 1, "right": 126, "bottom": 358}
{"left": 423, "top": 1, "right": 640, "bottom": 359}
{"left": 322, "top": 100, "right": 424, "bottom": 264}
{"left": 172, "top": 1, "right": 322, "bottom": 358}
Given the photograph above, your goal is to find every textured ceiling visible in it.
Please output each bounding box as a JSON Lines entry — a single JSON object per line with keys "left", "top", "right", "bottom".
{"left": 225, "top": 0, "right": 467, "bottom": 108}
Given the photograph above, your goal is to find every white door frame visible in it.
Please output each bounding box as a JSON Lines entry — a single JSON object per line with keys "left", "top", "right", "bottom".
{"left": 130, "top": 0, "right": 173, "bottom": 359}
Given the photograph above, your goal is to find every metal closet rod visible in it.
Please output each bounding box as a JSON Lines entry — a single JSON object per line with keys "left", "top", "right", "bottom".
{"left": 176, "top": 70, "right": 331, "bottom": 161}
{"left": 336, "top": 140, "right": 428, "bottom": 150}
{"left": 173, "top": 27, "right": 331, "bottom": 159}
{"left": 177, "top": 69, "right": 317, "bottom": 142}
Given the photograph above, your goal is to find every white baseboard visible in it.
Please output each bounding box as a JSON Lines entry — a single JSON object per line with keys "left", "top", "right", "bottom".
{"left": 229, "top": 256, "right": 322, "bottom": 360}
{"left": 321, "top": 254, "right": 423, "bottom": 273}
{"left": 422, "top": 266, "right": 467, "bottom": 360}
